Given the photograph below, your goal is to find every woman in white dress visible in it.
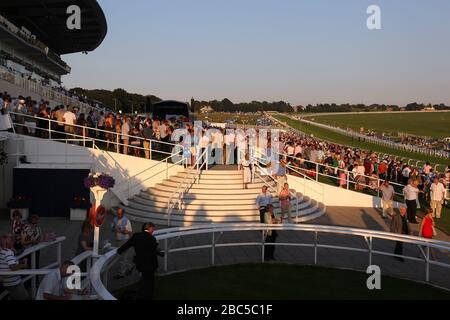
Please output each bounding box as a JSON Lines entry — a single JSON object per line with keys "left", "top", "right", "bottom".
{"left": 240, "top": 153, "right": 252, "bottom": 189}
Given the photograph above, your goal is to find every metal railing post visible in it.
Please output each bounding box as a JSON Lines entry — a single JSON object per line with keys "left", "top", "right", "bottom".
{"left": 346, "top": 171, "right": 350, "bottom": 190}
{"left": 261, "top": 230, "right": 265, "bottom": 263}
{"left": 166, "top": 159, "right": 169, "bottom": 180}
{"left": 31, "top": 252, "right": 36, "bottom": 298}
{"left": 296, "top": 196, "right": 299, "bottom": 223}
{"left": 314, "top": 231, "right": 318, "bottom": 265}
{"left": 426, "top": 246, "right": 430, "bottom": 282}
{"left": 116, "top": 133, "right": 120, "bottom": 153}
{"left": 48, "top": 118, "right": 52, "bottom": 139}
{"left": 164, "top": 239, "right": 168, "bottom": 273}
{"left": 149, "top": 141, "right": 152, "bottom": 160}
{"left": 211, "top": 232, "right": 215, "bottom": 266}
{"left": 315, "top": 163, "right": 319, "bottom": 182}
{"left": 368, "top": 237, "right": 373, "bottom": 266}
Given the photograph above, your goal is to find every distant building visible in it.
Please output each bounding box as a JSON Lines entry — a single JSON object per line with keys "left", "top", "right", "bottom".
{"left": 422, "top": 106, "right": 435, "bottom": 111}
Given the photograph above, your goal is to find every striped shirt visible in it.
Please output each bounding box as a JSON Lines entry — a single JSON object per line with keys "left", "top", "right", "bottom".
{"left": 0, "top": 248, "right": 22, "bottom": 287}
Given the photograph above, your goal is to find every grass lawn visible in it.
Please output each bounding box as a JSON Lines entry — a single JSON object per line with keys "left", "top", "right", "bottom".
{"left": 273, "top": 114, "right": 448, "bottom": 168}
{"left": 115, "top": 264, "right": 450, "bottom": 300}
{"left": 303, "top": 112, "right": 450, "bottom": 139}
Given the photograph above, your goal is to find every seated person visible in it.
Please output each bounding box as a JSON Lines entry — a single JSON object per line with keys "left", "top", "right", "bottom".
{"left": 35, "top": 260, "right": 88, "bottom": 300}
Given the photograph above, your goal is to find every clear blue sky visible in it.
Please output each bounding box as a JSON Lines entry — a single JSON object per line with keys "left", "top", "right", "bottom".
{"left": 62, "top": 0, "right": 450, "bottom": 106}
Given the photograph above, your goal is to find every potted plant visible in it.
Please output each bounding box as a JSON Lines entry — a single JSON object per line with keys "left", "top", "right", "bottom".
{"left": 7, "top": 195, "right": 32, "bottom": 220}
{"left": 69, "top": 196, "right": 91, "bottom": 221}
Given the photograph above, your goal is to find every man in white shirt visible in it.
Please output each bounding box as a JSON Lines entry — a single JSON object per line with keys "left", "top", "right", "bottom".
{"left": 112, "top": 208, "right": 133, "bottom": 279}
{"left": 256, "top": 186, "right": 273, "bottom": 223}
{"left": 403, "top": 180, "right": 420, "bottom": 223}
{"left": 401, "top": 165, "right": 411, "bottom": 185}
{"left": 36, "top": 260, "right": 87, "bottom": 300}
{"left": 430, "top": 177, "right": 446, "bottom": 219}
{"left": 63, "top": 107, "right": 77, "bottom": 136}
{"left": 379, "top": 180, "right": 395, "bottom": 218}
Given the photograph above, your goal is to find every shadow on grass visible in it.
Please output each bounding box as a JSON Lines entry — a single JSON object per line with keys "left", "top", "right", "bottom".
{"left": 114, "top": 263, "right": 450, "bottom": 300}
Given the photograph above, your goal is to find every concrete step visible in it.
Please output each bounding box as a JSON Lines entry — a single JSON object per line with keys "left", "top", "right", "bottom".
{"left": 128, "top": 196, "right": 311, "bottom": 213}
{"left": 135, "top": 192, "right": 305, "bottom": 206}
{"left": 151, "top": 184, "right": 297, "bottom": 195}
{"left": 169, "top": 175, "right": 277, "bottom": 185}
{"left": 146, "top": 188, "right": 285, "bottom": 200}
{"left": 122, "top": 201, "right": 319, "bottom": 220}
{"left": 159, "top": 180, "right": 271, "bottom": 190}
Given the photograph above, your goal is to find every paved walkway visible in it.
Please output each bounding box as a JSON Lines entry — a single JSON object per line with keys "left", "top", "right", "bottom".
{"left": 1, "top": 206, "right": 450, "bottom": 297}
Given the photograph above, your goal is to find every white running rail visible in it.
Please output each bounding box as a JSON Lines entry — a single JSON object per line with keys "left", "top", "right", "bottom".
{"left": 90, "top": 223, "right": 450, "bottom": 300}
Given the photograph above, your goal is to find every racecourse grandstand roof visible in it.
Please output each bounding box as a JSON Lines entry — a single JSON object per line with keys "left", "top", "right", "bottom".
{"left": 0, "top": 0, "right": 107, "bottom": 55}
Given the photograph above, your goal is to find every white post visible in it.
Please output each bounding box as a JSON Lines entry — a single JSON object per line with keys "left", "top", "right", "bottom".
{"left": 90, "top": 186, "right": 108, "bottom": 258}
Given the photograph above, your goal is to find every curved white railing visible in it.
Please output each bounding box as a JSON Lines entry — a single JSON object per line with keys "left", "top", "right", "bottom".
{"left": 90, "top": 223, "right": 450, "bottom": 300}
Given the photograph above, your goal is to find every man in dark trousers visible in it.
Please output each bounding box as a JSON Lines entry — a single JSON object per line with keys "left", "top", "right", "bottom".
{"left": 390, "top": 206, "right": 409, "bottom": 262}
{"left": 117, "top": 222, "right": 163, "bottom": 300}
{"left": 264, "top": 204, "right": 278, "bottom": 261}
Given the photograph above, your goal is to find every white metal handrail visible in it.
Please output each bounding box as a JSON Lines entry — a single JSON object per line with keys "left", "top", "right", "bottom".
{"left": 166, "top": 149, "right": 208, "bottom": 226}
{"left": 90, "top": 223, "right": 450, "bottom": 300}
{"left": 8, "top": 111, "right": 178, "bottom": 157}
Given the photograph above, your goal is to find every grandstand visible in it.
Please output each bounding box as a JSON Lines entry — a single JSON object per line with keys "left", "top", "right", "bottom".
{"left": 1, "top": 1, "right": 450, "bottom": 303}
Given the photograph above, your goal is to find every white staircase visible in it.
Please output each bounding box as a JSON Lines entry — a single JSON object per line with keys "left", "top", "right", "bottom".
{"left": 121, "top": 168, "right": 326, "bottom": 226}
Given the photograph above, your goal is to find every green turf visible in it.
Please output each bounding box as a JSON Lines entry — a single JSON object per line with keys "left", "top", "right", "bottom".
{"left": 273, "top": 114, "right": 448, "bottom": 168}
{"left": 116, "top": 264, "right": 450, "bottom": 300}
{"left": 303, "top": 112, "right": 450, "bottom": 139}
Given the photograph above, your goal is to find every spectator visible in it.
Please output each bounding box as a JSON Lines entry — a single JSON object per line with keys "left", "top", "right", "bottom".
{"left": 403, "top": 180, "right": 421, "bottom": 224}
{"left": 0, "top": 234, "right": 30, "bottom": 300}
{"left": 117, "top": 222, "right": 164, "bottom": 300}
{"left": 263, "top": 204, "right": 278, "bottom": 261}
{"left": 112, "top": 208, "right": 133, "bottom": 279}
{"left": 379, "top": 180, "right": 395, "bottom": 219}
{"left": 63, "top": 107, "right": 76, "bottom": 138}
{"left": 430, "top": 176, "right": 446, "bottom": 219}
{"left": 36, "top": 260, "right": 88, "bottom": 300}
{"left": 240, "top": 153, "right": 252, "bottom": 189}
{"left": 279, "top": 183, "right": 292, "bottom": 223}
{"left": 121, "top": 116, "right": 130, "bottom": 155}
{"left": 75, "top": 221, "right": 93, "bottom": 257}
{"left": 255, "top": 186, "right": 272, "bottom": 223}
{"left": 11, "top": 210, "right": 25, "bottom": 253}
{"left": 21, "top": 215, "right": 42, "bottom": 268}
{"left": 390, "top": 206, "right": 409, "bottom": 262}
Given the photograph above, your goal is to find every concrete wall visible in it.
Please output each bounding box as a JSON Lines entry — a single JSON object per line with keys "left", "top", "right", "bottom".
{"left": 0, "top": 133, "right": 185, "bottom": 209}
{"left": 287, "top": 174, "right": 402, "bottom": 208}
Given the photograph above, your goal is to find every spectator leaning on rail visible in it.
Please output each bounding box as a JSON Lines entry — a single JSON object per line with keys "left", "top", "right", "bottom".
{"left": 390, "top": 206, "right": 409, "bottom": 262}
{"left": 430, "top": 176, "right": 446, "bottom": 219}
{"left": 117, "top": 222, "right": 164, "bottom": 300}
{"left": 0, "top": 234, "right": 30, "bottom": 300}
{"left": 112, "top": 208, "right": 134, "bottom": 280}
